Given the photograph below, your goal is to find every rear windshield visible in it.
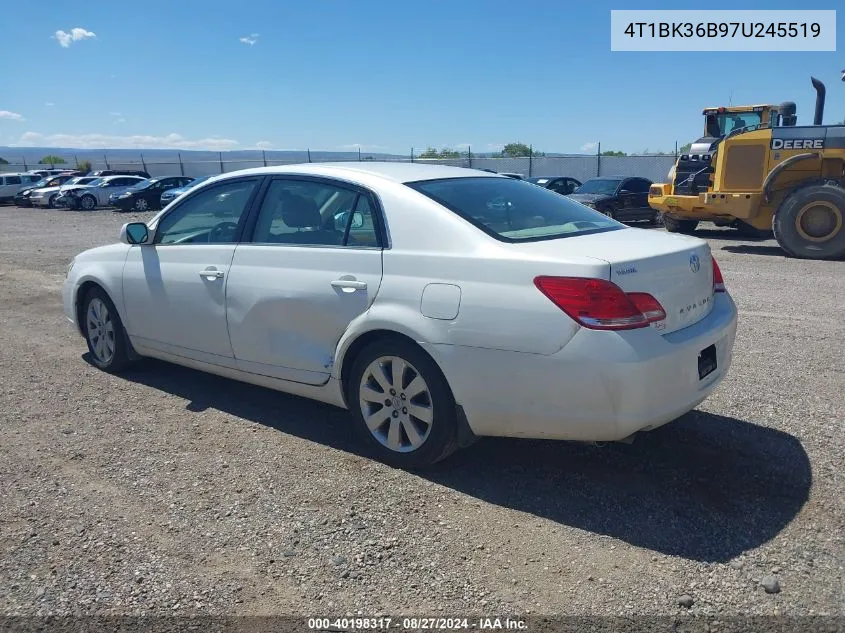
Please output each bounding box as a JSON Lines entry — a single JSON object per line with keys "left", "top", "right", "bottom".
{"left": 407, "top": 177, "right": 623, "bottom": 242}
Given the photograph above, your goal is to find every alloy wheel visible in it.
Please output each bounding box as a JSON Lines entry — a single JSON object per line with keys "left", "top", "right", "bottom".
{"left": 86, "top": 298, "right": 115, "bottom": 364}
{"left": 358, "top": 356, "right": 434, "bottom": 453}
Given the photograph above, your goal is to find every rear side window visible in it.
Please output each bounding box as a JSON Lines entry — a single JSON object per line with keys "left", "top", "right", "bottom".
{"left": 5, "top": 176, "right": 22, "bottom": 185}
{"left": 407, "top": 177, "right": 623, "bottom": 242}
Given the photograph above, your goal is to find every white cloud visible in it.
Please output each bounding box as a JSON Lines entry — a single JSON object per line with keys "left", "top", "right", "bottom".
{"left": 14, "top": 131, "right": 240, "bottom": 151}
{"left": 108, "top": 111, "right": 122, "bottom": 117}
{"left": 255, "top": 141, "right": 273, "bottom": 149}
{"left": 0, "top": 110, "right": 25, "bottom": 121}
{"left": 239, "top": 33, "right": 259, "bottom": 46}
{"left": 580, "top": 141, "right": 599, "bottom": 152}
{"left": 45, "top": 102, "right": 55, "bottom": 107}
{"left": 115, "top": 118, "right": 126, "bottom": 124}
{"left": 54, "top": 27, "right": 96, "bottom": 48}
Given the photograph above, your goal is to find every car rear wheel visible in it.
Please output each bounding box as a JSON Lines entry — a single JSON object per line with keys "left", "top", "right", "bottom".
{"left": 80, "top": 195, "right": 97, "bottom": 211}
{"left": 82, "top": 287, "right": 132, "bottom": 373}
{"left": 133, "top": 198, "right": 149, "bottom": 212}
{"left": 662, "top": 214, "right": 699, "bottom": 234}
{"left": 347, "top": 338, "right": 459, "bottom": 469}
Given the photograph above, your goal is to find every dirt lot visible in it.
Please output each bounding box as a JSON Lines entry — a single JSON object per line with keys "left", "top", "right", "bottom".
{"left": 0, "top": 205, "right": 842, "bottom": 622}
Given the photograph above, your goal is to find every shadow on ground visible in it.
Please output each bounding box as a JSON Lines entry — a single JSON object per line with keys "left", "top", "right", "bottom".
{"left": 720, "top": 244, "right": 789, "bottom": 257}
{"left": 103, "top": 356, "right": 812, "bottom": 564}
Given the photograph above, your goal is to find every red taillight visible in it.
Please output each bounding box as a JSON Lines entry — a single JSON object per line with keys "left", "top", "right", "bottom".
{"left": 712, "top": 257, "right": 726, "bottom": 293}
{"left": 534, "top": 276, "right": 665, "bottom": 331}
{"left": 627, "top": 292, "right": 667, "bottom": 323}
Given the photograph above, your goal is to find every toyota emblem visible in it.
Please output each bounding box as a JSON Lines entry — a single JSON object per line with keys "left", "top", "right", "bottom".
{"left": 689, "top": 254, "right": 700, "bottom": 273}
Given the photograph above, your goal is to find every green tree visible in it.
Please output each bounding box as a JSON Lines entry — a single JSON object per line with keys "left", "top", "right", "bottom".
{"left": 600, "top": 150, "right": 626, "bottom": 157}
{"left": 77, "top": 160, "right": 93, "bottom": 173}
{"left": 500, "top": 142, "right": 544, "bottom": 158}
{"left": 418, "top": 146, "right": 462, "bottom": 159}
{"left": 679, "top": 142, "right": 692, "bottom": 153}
{"left": 39, "top": 155, "right": 67, "bottom": 165}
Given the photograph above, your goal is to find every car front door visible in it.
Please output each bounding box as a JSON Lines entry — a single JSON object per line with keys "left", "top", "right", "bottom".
{"left": 628, "top": 178, "right": 653, "bottom": 219}
{"left": 121, "top": 177, "right": 262, "bottom": 367}
{"left": 225, "top": 177, "right": 385, "bottom": 385}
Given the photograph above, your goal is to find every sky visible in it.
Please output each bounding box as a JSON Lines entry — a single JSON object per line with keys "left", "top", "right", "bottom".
{"left": 0, "top": 0, "right": 843, "bottom": 155}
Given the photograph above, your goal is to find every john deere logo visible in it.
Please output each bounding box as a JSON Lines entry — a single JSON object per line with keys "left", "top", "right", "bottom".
{"left": 689, "top": 254, "right": 700, "bottom": 273}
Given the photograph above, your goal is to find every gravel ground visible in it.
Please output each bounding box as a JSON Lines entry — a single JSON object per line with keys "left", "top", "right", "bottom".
{"left": 0, "top": 206, "right": 842, "bottom": 623}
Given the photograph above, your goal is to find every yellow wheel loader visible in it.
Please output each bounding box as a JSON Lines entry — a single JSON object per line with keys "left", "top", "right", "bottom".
{"left": 649, "top": 72, "right": 845, "bottom": 260}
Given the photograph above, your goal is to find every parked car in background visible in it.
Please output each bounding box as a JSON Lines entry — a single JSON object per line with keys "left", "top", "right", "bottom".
{"left": 567, "top": 176, "right": 659, "bottom": 224}
{"left": 90, "top": 169, "right": 152, "bottom": 179}
{"left": 63, "top": 163, "right": 736, "bottom": 467}
{"left": 111, "top": 176, "right": 195, "bottom": 212}
{"left": 58, "top": 175, "right": 147, "bottom": 210}
{"left": 158, "top": 175, "right": 215, "bottom": 207}
{"left": 15, "top": 174, "right": 73, "bottom": 207}
{"left": 30, "top": 176, "right": 100, "bottom": 208}
{"left": 25, "top": 169, "right": 73, "bottom": 178}
{"left": 0, "top": 173, "right": 44, "bottom": 204}
{"left": 527, "top": 176, "right": 582, "bottom": 195}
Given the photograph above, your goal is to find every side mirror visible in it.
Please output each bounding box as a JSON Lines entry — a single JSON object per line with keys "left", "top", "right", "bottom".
{"left": 334, "top": 211, "right": 365, "bottom": 231}
{"left": 120, "top": 222, "right": 150, "bottom": 245}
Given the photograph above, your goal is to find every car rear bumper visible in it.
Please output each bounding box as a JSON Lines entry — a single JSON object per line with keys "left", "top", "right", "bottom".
{"left": 424, "top": 291, "right": 738, "bottom": 442}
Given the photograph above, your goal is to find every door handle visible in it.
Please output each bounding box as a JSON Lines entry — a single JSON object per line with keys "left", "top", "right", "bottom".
{"left": 199, "top": 269, "right": 225, "bottom": 280}
{"left": 331, "top": 279, "right": 367, "bottom": 291}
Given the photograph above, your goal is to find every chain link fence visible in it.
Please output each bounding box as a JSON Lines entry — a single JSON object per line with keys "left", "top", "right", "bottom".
{"left": 0, "top": 150, "right": 677, "bottom": 183}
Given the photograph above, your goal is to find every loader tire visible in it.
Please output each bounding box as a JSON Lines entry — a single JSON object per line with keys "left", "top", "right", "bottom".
{"left": 662, "top": 214, "right": 699, "bottom": 234}
{"left": 773, "top": 183, "right": 845, "bottom": 260}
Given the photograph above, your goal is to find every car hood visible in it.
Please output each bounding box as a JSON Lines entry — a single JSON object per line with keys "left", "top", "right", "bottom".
{"left": 31, "top": 186, "right": 62, "bottom": 195}
{"left": 567, "top": 193, "right": 613, "bottom": 204}
{"left": 75, "top": 242, "right": 130, "bottom": 264}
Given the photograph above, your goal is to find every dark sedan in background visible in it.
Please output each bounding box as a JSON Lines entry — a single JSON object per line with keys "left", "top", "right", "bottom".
{"left": 527, "top": 176, "right": 581, "bottom": 195}
{"left": 566, "top": 176, "right": 659, "bottom": 223}
{"left": 112, "top": 176, "right": 195, "bottom": 211}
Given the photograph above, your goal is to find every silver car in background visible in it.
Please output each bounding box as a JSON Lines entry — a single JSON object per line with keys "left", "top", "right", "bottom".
{"left": 58, "top": 175, "right": 147, "bottom": 210}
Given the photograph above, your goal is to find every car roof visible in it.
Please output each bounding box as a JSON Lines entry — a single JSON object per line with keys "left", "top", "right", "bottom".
{"left": 211, "top": 162, "right": 502, "bottom": 184}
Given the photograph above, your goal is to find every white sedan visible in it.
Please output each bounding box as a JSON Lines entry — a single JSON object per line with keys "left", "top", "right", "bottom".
{"left": 62, "top": 163, "right": 737, "bottom": 467}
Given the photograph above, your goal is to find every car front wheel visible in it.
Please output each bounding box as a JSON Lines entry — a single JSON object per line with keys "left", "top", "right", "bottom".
{"left": 82, "top": 287, "right": 132, "bottom": 372}
{"left": 80, "top": 195, "right": 97, "bottom": 211}
{"left": 133, "top": 198, "right": 149, "bottom": 211}
{"left": 348, "top": 338, "right": 459, "bottom": 469}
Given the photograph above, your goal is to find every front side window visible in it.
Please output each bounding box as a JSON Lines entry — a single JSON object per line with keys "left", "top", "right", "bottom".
{"left": 249, "top": 179, "right": 380, "bottom": 247}
{"left": 408, "top": 177, "right": 622, "bottom": 242}
{"left": 154, "top": 179, "right": 259, "bottom": 244}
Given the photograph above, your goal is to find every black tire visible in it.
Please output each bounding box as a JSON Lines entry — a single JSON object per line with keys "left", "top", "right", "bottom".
{"left": 346, "top": 337, "right": 459, "bottom": 469}
{"left": 81, "top": 287, "right": 132, "bottom": 373}
{"left": 773, "top": 183, "right": 845, "bottom": 260}
{"left": 734, "top": 220, "right": 773, "bottom": 239}
{"left": 47, "top": 194, "right": 57, "bottom": 209}
{"left": 80, "top": 195, "right": 97, "bottom": 211}
{"left": 662, "top": 214, "right": 699, "bottom": 234}
{"left": 649, "top": 210, "right": 663, "bottom": 225}
{"left": 598, "top": 207, "right": 615, "bottom": 220}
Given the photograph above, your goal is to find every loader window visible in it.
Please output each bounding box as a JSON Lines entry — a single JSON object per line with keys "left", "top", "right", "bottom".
{"left": 710, "top": 112, "right": 762, "bottom": 137}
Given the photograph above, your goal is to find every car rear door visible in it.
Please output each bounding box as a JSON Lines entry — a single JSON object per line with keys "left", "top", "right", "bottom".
{"left": 225, "top": 176, "right": 385, "bottom": 385}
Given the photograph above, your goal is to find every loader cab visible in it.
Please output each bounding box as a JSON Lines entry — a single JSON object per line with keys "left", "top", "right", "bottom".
{"left": 702, "top": 105, "right": 784, "bottom": 138}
